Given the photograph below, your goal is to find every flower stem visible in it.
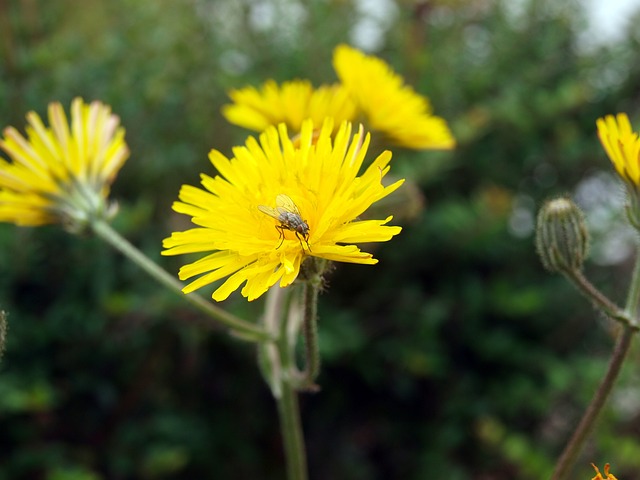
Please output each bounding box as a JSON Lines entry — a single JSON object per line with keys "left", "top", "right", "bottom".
{"left": 276, "top": 378, "right": 308, "bottom": 480}
{"left": 0, "top": 309, "right": 6, "bottom": 363}
{"left": 298, "top": 281, "right": 320, "bottom": 391}
{"left": 90, "top": 218, "right": 272, "bottom": 342}
{"left": 624, "top": 253, "right": 640, "bottom": 320}
{"left": 551, "top": 257, "right": 640, "bottom": 480}
{"left": 550, "top": 325, "right": 634, "bottom": 480}
{"left": 563, "top": 270, "right": 633, "bottom": 328}
{"left": 274, "top": 287, "right": 309, "bottom": 480}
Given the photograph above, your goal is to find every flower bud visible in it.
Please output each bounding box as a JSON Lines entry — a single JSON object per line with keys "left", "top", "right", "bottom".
{"left": 535, "top": 197, "right": 589, "bottom": 273}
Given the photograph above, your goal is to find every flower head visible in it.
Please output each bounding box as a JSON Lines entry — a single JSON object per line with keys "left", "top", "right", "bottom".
{"left": 221, "top": 79, "right": 357, "bottom": 134}
{"left": 162, "top": 119, "right": 403, "bottom": 302}
{"left": 0, "top": 98, "right": 129, "bottom": 230}
{"left": 591, "top": 463, "right": 618, "bottom": 480}
{"left": 596, "top": 113, "right": 640, "bottom": 187}
{"left": 333, "top": 44, "right": 455, "bottom": 150}
{"left": 597, "top": 113, "right": 640, "bottom": 228}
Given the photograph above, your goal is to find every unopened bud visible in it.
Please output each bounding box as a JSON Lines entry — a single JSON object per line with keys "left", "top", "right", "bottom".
{"left": 535, "top": 197, "right": 589, "bottom": 273}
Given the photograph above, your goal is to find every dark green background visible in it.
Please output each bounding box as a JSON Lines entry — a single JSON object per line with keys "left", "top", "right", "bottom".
{"left": 2, "top": 0, "right": 640, "bottom": 478}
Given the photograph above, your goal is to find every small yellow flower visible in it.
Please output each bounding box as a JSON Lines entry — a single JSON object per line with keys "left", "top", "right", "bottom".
{"left": 596, "top": 113, "right": 640, "bottom": 186}
{"left": 162, "top": 119, "right": 403, "bottom": 302}
{"left": 0, "top": 98, "right": 129, "bottom": 230}
{"left": 591, "top": 463, "right": 618, "bottom": 480}
{"left": 221, "top": 79, "right": 357, "bottom": 134}
{"left": 333, "top": 44, "right": 455, "bottom": 150}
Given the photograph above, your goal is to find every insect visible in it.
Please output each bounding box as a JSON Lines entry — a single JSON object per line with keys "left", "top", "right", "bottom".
{"left": 258, "top": 194, "right": 311, "bottom": 251}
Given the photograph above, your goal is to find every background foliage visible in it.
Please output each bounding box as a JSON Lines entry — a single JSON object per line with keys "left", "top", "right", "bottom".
{"left": 2, "top": 0, "right": 640, "bottom": 478}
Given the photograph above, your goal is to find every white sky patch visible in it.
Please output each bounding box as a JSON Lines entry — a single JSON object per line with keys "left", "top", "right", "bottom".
{"left": 248, "top": 0, "right": 307, "bottom": 33}
{"left": 248, "top": 1, "right": 277, "bottom": 31}
{"left": 502, "top": 0, "right": 640, "bottom": 49}
{"left": 574, "top": 172, "right": 635, "bottom": 266}
{"left": 350, "top": 0, "right": 399, "bottom": 51}
{"left": 508, "top": 195, "right": 536, "bottom": 238}
{"left": 581, "top": 0, "right": 640, "bottom": 48}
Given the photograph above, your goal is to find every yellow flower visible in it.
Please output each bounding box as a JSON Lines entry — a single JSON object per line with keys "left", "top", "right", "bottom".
{"left": 596, "top": 113, "right": 640, "bottom": 227}
{"left": 221, "top": 79, "right": 357, "bottom": 134}
{"left": 0, "top": 98, "right": 129, "bottom": 230}
{"left": 162, "top": 119, "right": 403, "bottom": 302}
{"left": 591, "top": 463, "right": 618, "bottom": 480}
{"left": 333, "top": 44, "right": 455, "bottom": 150}
{"left": 596, "top": 113, "right": 640, "bottom": 186}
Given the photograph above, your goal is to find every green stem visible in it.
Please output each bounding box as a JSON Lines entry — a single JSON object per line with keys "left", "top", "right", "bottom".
{"left": 624, "top": 253, "right": 640, "bottom": 320}
{"left": 550, "top": 325, "right": 634, "bottom": 480}
{"left": 259, "top": 286, "right": 289, "bottom": 398}
{"left": 0, "top": 309, "right": 6, "bottom": 363}
{"left": 273, "top": 287, "right": 308, "bottom": 480}
{"left": 298, "top": 281, "right": 320, "bottom": 391}
{"left": 564, "top": 270, "right": 634, "bottom": 328}
{"left": 276, "top": 378, "right": 308, "bottom": 480}
{"left": 90, "top": 218, "right": 272, "bottom": 342}
{"left": 551, "top": 258, "right": 640, "bottom": 480}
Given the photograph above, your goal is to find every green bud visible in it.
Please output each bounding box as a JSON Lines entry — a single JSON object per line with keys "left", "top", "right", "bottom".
{"left": 535, "top": 197, "right": 589, "bottom": 273}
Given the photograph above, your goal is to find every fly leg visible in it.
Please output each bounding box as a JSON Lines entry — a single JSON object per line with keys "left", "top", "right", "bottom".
{"left": 295, "top": 232, "right": 311, "bottom": 252}
{"left": 275, "top": 224, "right": 287, "bottom": 249}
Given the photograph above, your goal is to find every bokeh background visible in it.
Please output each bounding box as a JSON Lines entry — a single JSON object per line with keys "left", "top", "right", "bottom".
{"left": 2, "top": 0, "right": 640, "bottom": 478}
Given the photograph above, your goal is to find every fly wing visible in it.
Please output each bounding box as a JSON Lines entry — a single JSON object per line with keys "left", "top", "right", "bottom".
{"left": 275, "top": 194, "right": 300, "bottom": 215}
{"left": 258, "top": 204, "right": 281, "bottom": 220}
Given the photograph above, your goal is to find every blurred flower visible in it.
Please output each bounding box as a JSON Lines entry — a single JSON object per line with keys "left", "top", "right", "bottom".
{"left": 597, "top": 113, "right": 640, "bottom": 227}
{"left": 0, "top": 98, "right": 129, "bottom": 231}
{"left": 597, "top": 113, "right": 640, "bottom": 187}
{"left": 222, "top": 79, "right": 356, "bottom": 134}
{"left": 333, "top": 44, "right": 455, "bottom": 150}
{"left": 162, "top": 119, "right": 403, "bottom": 302}
{"left": 591, "top": 463, "right": 618, "bottom": 480}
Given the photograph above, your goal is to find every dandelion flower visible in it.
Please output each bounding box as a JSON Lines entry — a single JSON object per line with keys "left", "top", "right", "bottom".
{"left": 333, "top": 44, "right": 455, "bottom": 150}
{"left": 591, "top": 463, "right": 618, "bottom": 480}
{"left": 0, "top": 98, "right": 129, "bottom": 230}
{"left": 222, "top": 79, "right": 357, "bottom": 134}
{"left": 162, "top": 119, "right": 403, "bottom": 302}
{"left": 596, "top": 113, "right": 640, "bottom": 187}
{"left": 597, "top": 113, "right": 640, "bottom": 227}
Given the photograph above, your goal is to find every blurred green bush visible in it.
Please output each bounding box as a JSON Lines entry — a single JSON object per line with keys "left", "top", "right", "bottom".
{"left": 1, "top": 0, "right": 640, "bottom": 478}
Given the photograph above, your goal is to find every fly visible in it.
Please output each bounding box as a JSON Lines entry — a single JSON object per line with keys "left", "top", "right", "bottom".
{"left": 258, "top": 194, "right": 311, "bottom": 251}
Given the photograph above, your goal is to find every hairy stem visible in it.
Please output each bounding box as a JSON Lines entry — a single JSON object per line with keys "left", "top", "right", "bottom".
{"left": 0, "top": 309, "right": 6, "bottom": 363}
{"left": 563, "top": 269, "right": 633, "bottom": 328}
{"left": 298, "top": 281, "right": 320, "bottom": 390}
{"left": 552, "top": 257, "right": 640, "bottom": 479}
{"left": 551, "top": 325, "right": 634, "bottom": 480}
{"left": 274, "top": 287, "right": 309, "bottom": 480}
{"left": 91, "top": 218, "right": 272, "bottom": 342}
